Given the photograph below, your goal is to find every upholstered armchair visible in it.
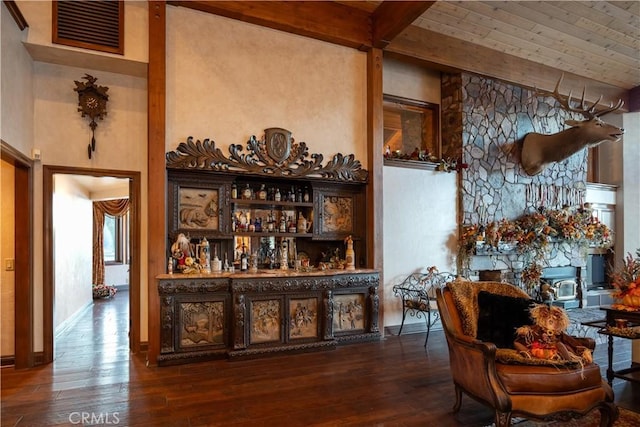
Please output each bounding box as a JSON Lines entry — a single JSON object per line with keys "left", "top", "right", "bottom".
{"left": 436, "top": 280, "right": 618, "bottom": 427}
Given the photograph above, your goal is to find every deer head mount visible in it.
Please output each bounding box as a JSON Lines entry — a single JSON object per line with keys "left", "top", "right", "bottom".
{"left": 520, "top": 74, "right": 624, "bottom": 176}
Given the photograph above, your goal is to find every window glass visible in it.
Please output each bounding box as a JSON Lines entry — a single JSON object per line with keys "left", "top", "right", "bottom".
{"left": 103, "top": 215, "right": 116, "bottom": 262}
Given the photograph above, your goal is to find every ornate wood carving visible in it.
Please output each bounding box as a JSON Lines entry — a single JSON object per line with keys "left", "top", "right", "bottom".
{"left": 324, "top": 290, "right": 334, "bottom": 340}
{"left": 166, "top": 127, "right": 368, "bottom": 183}
{"left": 160, "top": 296, "right": 174, "bottom": 353}
{"left": 233, "top": 294, "right": 246, "bottom": 350}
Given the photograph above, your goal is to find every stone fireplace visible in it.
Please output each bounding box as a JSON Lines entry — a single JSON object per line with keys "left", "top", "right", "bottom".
{"left": 443, "top": 73, "right": 591, "bottom": 302}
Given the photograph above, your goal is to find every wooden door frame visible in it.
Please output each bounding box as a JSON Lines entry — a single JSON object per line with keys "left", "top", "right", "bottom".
{"left": 1, "top": 140, "right": 33, "bottom": 368}
{"left": 43, "top": 165, "right": 141, "bottom": 363}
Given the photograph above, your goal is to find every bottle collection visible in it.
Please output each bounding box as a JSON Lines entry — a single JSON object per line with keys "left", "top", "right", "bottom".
{"left": 232, "top": 209, "right": 311, "bottom": 235}
{"left": 231, "top": 182, "right": 310, "bottom": 203}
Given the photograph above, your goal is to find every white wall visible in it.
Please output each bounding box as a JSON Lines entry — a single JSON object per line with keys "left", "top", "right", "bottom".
{"left": 381, "top": 59, "right": 456, "bottom": 329}
{"left": 382, "top": 166, "right": 457, "bottom": 328}
{"left": 53, "top": 175, "right": 93, "bottom": 333}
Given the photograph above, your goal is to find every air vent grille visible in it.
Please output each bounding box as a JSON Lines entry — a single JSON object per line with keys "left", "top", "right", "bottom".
{"left": 53, "top": 1, "right": 123, "bottom": 55}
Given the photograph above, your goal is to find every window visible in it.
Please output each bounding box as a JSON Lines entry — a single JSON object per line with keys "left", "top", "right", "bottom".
{"left": 383, "top": 94, "right": 440, "bottom": 160}
{"left": 103, "top": 211, "right": 129, "bottom": 264}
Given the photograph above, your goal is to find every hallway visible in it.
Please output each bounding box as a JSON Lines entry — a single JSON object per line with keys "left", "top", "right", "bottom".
{"left": 54, "top": 289, "right": 130, "bottom": 378}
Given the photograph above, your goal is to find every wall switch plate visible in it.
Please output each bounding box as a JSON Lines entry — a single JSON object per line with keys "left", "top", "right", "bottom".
{"left": 5, "top": 259, "right": 15, "bottom": 271}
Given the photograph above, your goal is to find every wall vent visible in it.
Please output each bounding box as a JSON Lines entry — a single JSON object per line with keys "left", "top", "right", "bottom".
{"left": 53, "top": 0, "right": 124, "bottom": 55}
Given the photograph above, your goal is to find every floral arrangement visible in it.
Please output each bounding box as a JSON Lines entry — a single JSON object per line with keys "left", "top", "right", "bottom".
{"left": 92, "top": 284, "right": 117, "bottom": 299}
{"left": 459, "top": 206, "right": 612, "bottom": 292}
{"left": 460, "top": 206, "right": 612, "bottom": 260}
{"left": 611, "top": 249, "right": 640, "bottom": 300}
{"left": 383, "top": 148, "right": 468, "bottom": 172}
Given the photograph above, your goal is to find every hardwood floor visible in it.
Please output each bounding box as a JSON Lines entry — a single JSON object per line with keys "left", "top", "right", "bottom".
{"left": 2, "top": 291, "right": 638, "bottom": 426}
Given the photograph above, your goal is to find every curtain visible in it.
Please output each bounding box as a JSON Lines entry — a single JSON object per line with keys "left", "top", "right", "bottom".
{"left": 93, "top": 199, "right": 130, "bottom": 285}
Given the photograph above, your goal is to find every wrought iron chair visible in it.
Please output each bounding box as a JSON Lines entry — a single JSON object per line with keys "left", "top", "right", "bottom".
{"left": 392, "top": 269, "right": 456, "bottom": 346}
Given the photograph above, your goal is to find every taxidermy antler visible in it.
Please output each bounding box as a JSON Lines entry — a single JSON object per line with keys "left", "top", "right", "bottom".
{"left": 520, "top": 74, "right": 624, "bottom": 176}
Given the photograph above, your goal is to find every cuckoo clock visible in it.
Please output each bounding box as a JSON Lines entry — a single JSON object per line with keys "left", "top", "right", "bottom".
{"left": 74, "top": 74, "right": 109, "bottom": 159}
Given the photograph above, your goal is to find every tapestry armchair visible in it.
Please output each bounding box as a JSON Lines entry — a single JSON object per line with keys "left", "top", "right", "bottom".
{"left": 435, "top": 280, "right": 617, "bottom": 427}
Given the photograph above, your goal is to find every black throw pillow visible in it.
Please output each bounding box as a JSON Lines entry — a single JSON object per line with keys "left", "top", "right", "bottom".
{"left": 476, "top": 291, "right": 535, "bottom": 349}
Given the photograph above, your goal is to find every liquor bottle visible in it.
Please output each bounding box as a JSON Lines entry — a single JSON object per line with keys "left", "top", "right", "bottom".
{"left": 231, "top": 182, "right": 238, "bottom": 199}
{"left": 211, "top": 246, "right": 222, "bottom": 273}
{"left": 303, "top": 187, "right": 310, "bottom": 203}
{"left": 242, "top": 184, "right": 252, "bottom": 200}
{"left": 296, "top": 187, "right": 303, "bottom": 203}
{"left": 279, "top": 213, "right": 287, "bottom": 233}
{"left": 274, "top": 188, "right": 281, "bottom": 201}
{"left": 258, "top": 184, "right": 267, "bottom": 200}
{"left": 289, "top": 186, "right": 296, "bottom": 202}
{"left": 240, "top": 243, "right": 248, "bottom": 271}
{"left": 167, "top": 257, "right": 174, "bottom": 274}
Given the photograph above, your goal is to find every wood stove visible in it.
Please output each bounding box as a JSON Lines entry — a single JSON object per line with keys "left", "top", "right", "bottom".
{"left": 540, "top": 266, "right": 580, "bottom": 309}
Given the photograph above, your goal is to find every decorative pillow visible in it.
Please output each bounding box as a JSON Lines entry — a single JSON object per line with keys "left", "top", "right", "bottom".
{"left": 476, "top": 291, "right": 535, "bottom": 349}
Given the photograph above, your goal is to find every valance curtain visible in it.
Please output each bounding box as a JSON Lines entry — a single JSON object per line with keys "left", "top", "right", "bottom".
{"left": 93, "top": 199, "right": 129, "bottom": 285}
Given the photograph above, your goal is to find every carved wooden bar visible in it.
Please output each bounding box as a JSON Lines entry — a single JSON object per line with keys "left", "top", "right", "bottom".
{"left": 157, "top": 270, "right": 380, "bottom": 365}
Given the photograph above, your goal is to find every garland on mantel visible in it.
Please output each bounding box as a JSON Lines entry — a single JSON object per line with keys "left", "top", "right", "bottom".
{"left": 458, "top": 205, "right": 613, "bottom": 290}
{"left": 166, "top": 127, "right": 368, "bottom": 183}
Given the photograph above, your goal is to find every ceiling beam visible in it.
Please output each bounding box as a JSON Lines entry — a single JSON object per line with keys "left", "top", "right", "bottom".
{"left": 371, "top": 1, "right": 436, "bottom": 49}
{"left": 386, "top": 25, "right": 629, "bottom": 109}
{"left": 167, "top": 1, "right": 372, "bottom": 50}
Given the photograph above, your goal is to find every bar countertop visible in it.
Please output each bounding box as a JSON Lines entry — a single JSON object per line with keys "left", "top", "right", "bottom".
{"left": 156, "top": 268, "right": 379, "bottom": 280}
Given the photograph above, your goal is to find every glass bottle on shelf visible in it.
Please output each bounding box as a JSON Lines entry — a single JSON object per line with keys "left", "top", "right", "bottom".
{"left": 279, "top": 212, "right": 287, "bottom": 233}
{"left": 303, "top": 187, "right": 310, "bottom": 203}
{"left": 231, "top": 182, "right": 238, "bottom": 199}
{"left": 258, "top": 184, "right": 267, "bottom": 200}
{"left": 242, "top": 184, "right": 252, "bottom": 200}
{"left": 274, "top": 188, "right": 281, "bottom": 202}
{"left": 240, "top": 243, "right": 248, "bottom": 271}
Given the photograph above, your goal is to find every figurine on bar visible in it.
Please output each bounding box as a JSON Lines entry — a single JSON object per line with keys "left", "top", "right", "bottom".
{"left": 345, "top": 235, "right": 355, "bottom": 270}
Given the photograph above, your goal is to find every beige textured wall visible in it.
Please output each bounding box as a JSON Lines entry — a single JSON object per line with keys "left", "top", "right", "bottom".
{"left": 165, "top": 7, "right": 368, "bottom": 164}
{"left": 383, "top": 58, "right": 441, "bottom": 104}
{"left": 1, "top": 161, "right": 16, "bottom": 356}
{"left": 1, "top": 1, "right": 34, "bottom": 156}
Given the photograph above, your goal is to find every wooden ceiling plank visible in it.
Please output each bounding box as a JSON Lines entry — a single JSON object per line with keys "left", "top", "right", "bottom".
{"left": 386, "top": 25, "right": 629, "bottom": 106}
{"left": 529, "top": 23, "right": 639, "bottom": 69}
{"left": 417, "top": 12, "right": 636, "bottom": 86}
{"left": 575, "top": 17, "right": 639, "bottom": 51}
{"left": 417, "top": 8, "right": 491, "bottom": 40}
{"left": 371, "top": 1, "right": 436, "bottom": 48}
{"left": 454, "top": 1, "right": 537, "bottom": 32}
{"left": 167, "top": 1, "right": 372, "bottom": 49}
{"left": 552, "top": 2, "right": 640, "bottom": 45}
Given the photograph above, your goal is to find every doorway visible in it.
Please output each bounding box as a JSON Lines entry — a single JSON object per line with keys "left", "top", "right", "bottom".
{"left": 43, "top": 166, "right": 141, "bottom": 364}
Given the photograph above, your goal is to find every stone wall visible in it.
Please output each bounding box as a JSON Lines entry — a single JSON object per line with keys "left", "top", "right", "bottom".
{"left": 452, "top": 74, "right": 589, "bottom": 287}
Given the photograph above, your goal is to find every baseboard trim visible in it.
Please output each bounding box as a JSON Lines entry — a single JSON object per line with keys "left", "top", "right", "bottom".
{"left": 1, "top": 355, "right": 15, "bottom": 366}
{"left": 385, "top": 321, "right": 443, "bottom": 336}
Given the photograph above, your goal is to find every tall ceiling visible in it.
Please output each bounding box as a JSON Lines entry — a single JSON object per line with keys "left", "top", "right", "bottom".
{"left": 174, "top": 1, "right": 638, "bottom": 106}
{"left": 413, "top": 1, "right": 638, "bottom": 90}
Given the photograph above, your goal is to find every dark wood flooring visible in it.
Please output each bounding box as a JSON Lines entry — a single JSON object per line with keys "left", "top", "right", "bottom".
{"left": 2, "top": 291, "right": 638, "bottom": 426}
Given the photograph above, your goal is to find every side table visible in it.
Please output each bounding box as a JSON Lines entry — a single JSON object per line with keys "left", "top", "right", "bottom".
{"left": 595, "top": 305, "right": 640, "bottom": 385}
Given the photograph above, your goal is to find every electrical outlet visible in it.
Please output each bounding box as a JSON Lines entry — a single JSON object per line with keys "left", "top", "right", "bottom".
{"left": 5, "top": 259, "right": 15, "bottom": 271}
